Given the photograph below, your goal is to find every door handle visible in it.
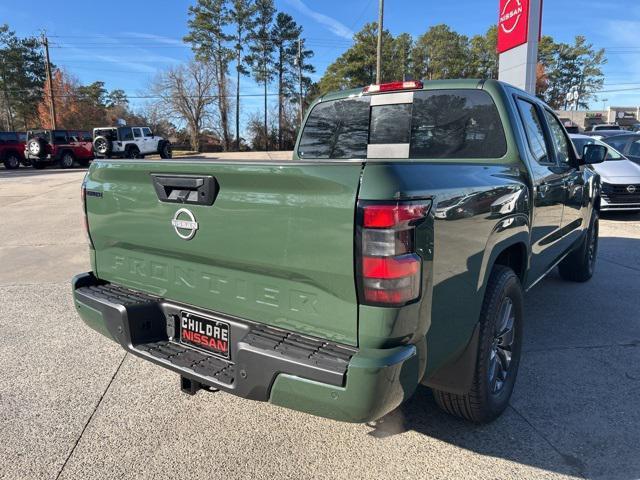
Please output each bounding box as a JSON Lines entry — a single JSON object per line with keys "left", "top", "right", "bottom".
{"left": 152, "top": 174, "right": 219, "bottom": 206}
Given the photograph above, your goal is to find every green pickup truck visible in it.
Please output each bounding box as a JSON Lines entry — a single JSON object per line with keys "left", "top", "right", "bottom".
{"left": 73, "top": 79, "right": 607, "bottom": 424}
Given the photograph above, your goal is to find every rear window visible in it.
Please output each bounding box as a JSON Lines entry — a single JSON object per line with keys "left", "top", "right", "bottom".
{"left": 28, "top": 131, "right": 50, "bottom": 142}
{"left": 410, "top": 90, "right": 507, "bottom": 159}
{"left": 297, "top": 97, "right": 370, "bottom": 159}
{"left": 298, "top": 89, "right": 506, "bottom": 160}
{"left": 370, "top": 104, "right": 412, "bottom": 144}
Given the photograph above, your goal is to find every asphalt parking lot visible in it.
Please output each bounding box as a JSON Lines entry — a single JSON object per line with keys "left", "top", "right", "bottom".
{"left": 1, "top": 165, "right": 640, "bottom": 480}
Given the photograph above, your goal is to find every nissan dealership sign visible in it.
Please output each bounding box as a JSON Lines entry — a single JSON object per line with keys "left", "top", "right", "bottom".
{"left": 497, "top": 0, "right": 542, "bottom": 93}
{"left": 498, "top": 0, "right": 529, "bottom": 53}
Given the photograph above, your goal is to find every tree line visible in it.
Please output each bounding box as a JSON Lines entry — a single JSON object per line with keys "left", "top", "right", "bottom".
{"left": 319, "top": 23, "right": 606, "bottom": 110}
{"left": 158, "top": 0, "right": 316, "bottom": 152}
{"left": 1, "top": 15, "right": 607, "bottom": 151}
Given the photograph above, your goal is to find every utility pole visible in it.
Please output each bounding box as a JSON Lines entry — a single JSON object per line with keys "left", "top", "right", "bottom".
{"left": 297, "top": 39, "right": 303, "bottom": 127}
{"left": 41, "top": 33, "right": 57, "bottom": 130}
{"left": 375, "top": 0, "right": 384, "bottom": 84}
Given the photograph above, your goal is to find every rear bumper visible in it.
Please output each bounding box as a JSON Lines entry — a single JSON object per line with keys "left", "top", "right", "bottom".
{"left": 72, "top": 272, "right": 419, "bottom": 423}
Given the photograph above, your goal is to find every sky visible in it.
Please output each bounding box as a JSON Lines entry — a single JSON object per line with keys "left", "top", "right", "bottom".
{"left": 2, "top": 0, "right": 640, "bottom": 122}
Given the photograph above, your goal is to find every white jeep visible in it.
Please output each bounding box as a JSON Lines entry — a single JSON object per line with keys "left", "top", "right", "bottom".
{"left": 92, "top": 126, "right": 172, "bottom": 159}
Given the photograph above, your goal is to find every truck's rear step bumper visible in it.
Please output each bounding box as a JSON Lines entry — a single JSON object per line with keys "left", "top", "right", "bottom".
{"left": 72, "top": 272, "right": 419, "bottom": 423}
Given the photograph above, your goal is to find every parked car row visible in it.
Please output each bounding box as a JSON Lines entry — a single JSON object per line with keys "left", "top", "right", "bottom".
{"left": 570, "top": 134, "right": 640, "bottom": 212}
{"left": 1, "top": 125, "right": 172, "bottom": 170}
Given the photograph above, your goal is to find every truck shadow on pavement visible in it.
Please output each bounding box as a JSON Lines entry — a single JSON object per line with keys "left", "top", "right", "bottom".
{"left": 369, "top": 236, "right": 640, "bottom": 480}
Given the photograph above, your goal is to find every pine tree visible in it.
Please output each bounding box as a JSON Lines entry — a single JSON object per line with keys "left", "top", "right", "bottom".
{"left": 230, "top": 0, "right": 257, "bottom": 150}
{"left": 184, "top": 0, "right": 234, "bottom": 150}
{"left": 272, "top": 13, "right": 301, "bottom": 150}
{"left": 246, "top": 0, "right": 276, "bottom": 150}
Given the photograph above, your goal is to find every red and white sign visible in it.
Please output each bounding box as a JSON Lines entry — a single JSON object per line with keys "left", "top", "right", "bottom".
{"left": 497, "top": 0, "right": 529, "bottom": 53}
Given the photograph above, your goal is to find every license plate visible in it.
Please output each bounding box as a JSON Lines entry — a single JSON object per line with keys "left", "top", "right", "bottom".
{"left": 179, "top": 311, "right": 230, "bottom": 358}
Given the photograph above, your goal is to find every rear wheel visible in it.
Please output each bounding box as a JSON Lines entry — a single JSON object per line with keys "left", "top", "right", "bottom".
{"left": 126, "top": 146, "right": 141, "bottom": 159}
{"left": 159, "top": 141, "right": 172, "bottom": 159}
{"left": 432, "top": 265, "right": 523, "bottom": 423}
{"left": 3, "top": 153, "right": 20, "bottom": 169}
{"left": 558, "top": 212, "right": 599, "bottom": 282}
{"left": 59, "top": 152, "right": 75, "bottom": 169}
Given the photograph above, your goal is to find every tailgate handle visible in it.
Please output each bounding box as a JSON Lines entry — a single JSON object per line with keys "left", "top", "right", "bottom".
{"left": 152, "top": 174, "right": 218, "bottom": 206}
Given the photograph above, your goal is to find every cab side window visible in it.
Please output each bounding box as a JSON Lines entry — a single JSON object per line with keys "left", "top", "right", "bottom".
{"left": 133, "top": 128, "right": 142, "bottom": 138}
{"left": 53, "top": 131, "right": 68, "bottom": 144}
{"left": 120, "top": 128, "right": 133, "bottom": 141}
{"left": 516, "top": 99, "right": 550, "bottom": 164}
{"left": 543, "top": 110, "right": 572, "bottom": 165}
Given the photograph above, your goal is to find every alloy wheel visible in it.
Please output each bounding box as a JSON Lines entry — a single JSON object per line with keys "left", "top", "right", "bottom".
{"left": 488, "top": 297, "right": 516, "bottom": 394}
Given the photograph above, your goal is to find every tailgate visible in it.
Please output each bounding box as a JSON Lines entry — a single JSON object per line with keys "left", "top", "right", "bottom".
{"left": 85, "top": 160, "right": 363, "bottom": 346}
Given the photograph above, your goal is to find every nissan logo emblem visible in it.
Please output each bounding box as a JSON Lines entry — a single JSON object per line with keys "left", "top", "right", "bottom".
{"left": 171, "top": 208, "right": 199, "bottom": 240}
{"left": 499, "top": 0, "right": 524, "bottom": 34}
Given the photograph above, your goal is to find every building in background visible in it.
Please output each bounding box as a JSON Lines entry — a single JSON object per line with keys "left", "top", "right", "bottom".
{"left": 556, "top": 107, "right": 640, "bottom": 131}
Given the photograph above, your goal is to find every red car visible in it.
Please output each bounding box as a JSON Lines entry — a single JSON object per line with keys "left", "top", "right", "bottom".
{"left": 0, "top": 131, "right": 26, "bottom": 169}
{"left": 24, "top": 129, "right": 93, "bottom": 169}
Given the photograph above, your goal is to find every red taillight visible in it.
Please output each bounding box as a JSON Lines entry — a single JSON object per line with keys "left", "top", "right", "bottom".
{"left": 363, "top": 204, "right": 430, "bottom": 228}
{"left": 363, "top": 255, "right": 420, "bottom": 279}
{"left": 358, "top": 201, "right": 430, "bottom": 306}
{"left": 363, "top": 81, "right": 423, "bottom": 94}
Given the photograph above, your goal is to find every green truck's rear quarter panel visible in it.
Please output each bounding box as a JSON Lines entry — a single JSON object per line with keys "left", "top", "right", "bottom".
{"left": 86, "top": 160, "right": 364, "bottom": 346}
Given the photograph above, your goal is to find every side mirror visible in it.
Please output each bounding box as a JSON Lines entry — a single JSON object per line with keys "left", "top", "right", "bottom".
{"left": 582, "top": 144, "right": 607, "bottom": 165}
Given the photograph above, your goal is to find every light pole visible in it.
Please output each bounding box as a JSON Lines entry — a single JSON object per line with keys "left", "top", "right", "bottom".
{"left": 376, "top": 0, "right": 384, "bottom": 84}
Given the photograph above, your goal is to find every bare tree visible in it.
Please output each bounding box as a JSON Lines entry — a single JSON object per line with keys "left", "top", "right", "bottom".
{"left": 150, "top": 61, "right": 218, "bottom": 152}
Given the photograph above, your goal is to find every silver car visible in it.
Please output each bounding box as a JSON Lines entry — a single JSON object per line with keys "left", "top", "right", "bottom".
{"left": 571, "top": 134, "right": 640, "bottom": 212}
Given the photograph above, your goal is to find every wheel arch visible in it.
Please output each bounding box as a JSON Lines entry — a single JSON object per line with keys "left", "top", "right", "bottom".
{"left": 423, "top": 222, "right": 530, "bottom": 395}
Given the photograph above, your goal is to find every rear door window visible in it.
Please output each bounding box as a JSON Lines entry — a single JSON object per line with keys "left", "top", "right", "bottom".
{"left": 133, "top": 128, "right": 142, "bottom": 138}
{"left": 120, "top": 127, "right": 133, "bottom": 141}
{"left": 298, "top": 97, "right": 370, "bottom": 159}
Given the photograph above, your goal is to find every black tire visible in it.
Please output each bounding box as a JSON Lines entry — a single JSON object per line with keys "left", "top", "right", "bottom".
{"left": 432, "top": 265, "right": 524, "bottom": 423}
{"left": 125, "top": 146, "right": 141, "bottom": 159}
{"left": 558, "top": 212, "right": 599, "bottom": 282}
{"left": 159, "top": 141, "right": 173, "bottom": 159}
{"left": 59, "top": 151, "right": 75, "bottom": 169}
{"left": 3, "top": 153, "right": 21, "bottom": 169}
{"left": 93, "top": 136, "right": 112, "bottom": 157}
{"left": 32, "top": 160, "right": 46, "bottom": 169}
